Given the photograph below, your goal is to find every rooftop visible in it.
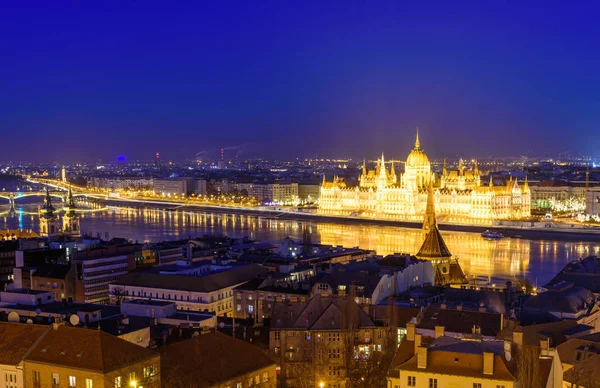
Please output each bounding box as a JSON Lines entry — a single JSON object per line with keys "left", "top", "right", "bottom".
{"left": 24, "top": 324, "right": 158, "bottom": 373}
{"left": 160, "top": 331, "right": 275, "bottom": 385}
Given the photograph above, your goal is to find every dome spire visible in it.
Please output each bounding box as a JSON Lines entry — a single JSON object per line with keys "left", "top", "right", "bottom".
{"left": 415, "top": 127, "right": 420, "bottom": 149}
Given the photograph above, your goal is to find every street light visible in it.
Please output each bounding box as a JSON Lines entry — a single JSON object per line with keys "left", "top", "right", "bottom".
{"left": 130, "top": 381, "right": 137, "bottom": 388}
{"left": 319, "top": 382, "right": 324, "bottom": 388}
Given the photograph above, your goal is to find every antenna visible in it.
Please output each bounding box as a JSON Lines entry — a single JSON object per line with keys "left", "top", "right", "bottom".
{"left": 69, "top": 315, "right": 80, "bottom": 326}
{"left": 7, "top": 312, "right": 20, "bottom": 323}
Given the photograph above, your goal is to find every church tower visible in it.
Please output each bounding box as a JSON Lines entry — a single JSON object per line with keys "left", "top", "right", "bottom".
{"left": 62, "top": 187, "right": 80, "bottom": 237}
{"left": 39, "top": 188, "right": 60, "bottom": 238}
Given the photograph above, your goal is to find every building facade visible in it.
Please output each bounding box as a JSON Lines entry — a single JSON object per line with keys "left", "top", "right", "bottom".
{"left": 319, "top": 130, "right": 531, "bottom": 225}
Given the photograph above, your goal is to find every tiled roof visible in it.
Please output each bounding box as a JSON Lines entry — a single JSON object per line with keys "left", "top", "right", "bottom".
{"left": 556, "top": 338, "right": 600, "bottom": 365}
{"left": 418, "top": 307, "right": 503, "bottom": 337}
{"left": 417, "top": 227, "right": 452, "bottom": 258}
{"left": 0, "top": 322, "right": 48, "bottom": 365}
{"left": 160, "top": 331, "right": 274, "bottom": 386}
{"left": 271, "top": 294, "right": 376, "bottom": 330}
{"left": 562, "top": 353, "right": 600, "bottom": 386}
{"left": 24, "top": 324, "right": 158, "bottom": 373}
{"left": 114, "top": 264, "right": 269, "bottom": 292}
{"left": 32, "top": 265, "right": 71, "bottom": 279}
{"left": 396, "top": 337, "right": 517, "bottom": 381}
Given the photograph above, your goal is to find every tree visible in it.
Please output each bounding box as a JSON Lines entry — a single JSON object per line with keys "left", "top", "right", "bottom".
{"left": 516, "top": 345, "right": 542, "bottom": 388}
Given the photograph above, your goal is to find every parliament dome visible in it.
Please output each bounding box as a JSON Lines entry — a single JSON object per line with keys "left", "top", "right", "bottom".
{"left": 406, "top": 129, "right": 430, "bottom": 167}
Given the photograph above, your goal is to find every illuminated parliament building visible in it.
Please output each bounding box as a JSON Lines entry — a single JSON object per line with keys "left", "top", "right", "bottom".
{"left": 319, "top": 130, "right": 531, "bottom": 224}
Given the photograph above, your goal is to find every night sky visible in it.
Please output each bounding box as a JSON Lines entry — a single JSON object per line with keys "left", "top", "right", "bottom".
{"left": 1, "top": 2, "right": 599, "bottom": 163}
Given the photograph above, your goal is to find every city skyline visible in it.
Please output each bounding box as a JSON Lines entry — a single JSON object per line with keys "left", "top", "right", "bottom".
{"left": 1, "top": 2, "right": 599, "bottom": 162}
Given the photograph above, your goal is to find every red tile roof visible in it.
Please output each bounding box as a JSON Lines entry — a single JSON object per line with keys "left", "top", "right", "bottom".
{"left": 24, "top": 324, "right": 158, "bottom": 373}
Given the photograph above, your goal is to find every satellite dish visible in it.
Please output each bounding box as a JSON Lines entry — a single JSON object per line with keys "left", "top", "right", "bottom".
{"left": 35, "top": 308, "right": 42, "bottom": 315}
{"left": 218, "top": 322, "right": 225, "bottom": 329}
{"left": 69, "top": 315, "right": 80, "bottom": 326}
{"left": 7, "top": 312, "right": 20, "bottom": 323}
{"left": 26, "top": 319, "right": 33, "bottom": 324}
{"left": 505, "top": 351, "right": 512, "bottom": 362}
{"left": 504, "top": 342, "right": 511, "bottom": 352}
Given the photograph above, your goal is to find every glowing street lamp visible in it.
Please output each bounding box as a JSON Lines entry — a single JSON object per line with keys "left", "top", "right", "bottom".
{"left": 319, "top": 382, "right": 324, "bottom": 388}
{"left": 130, "top": 381, "right": 137, "bottom": 388}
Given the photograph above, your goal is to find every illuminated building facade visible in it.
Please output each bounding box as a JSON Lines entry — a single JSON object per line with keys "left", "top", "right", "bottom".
{"left": 319, "top": 130, "right": 531, "bottom": 225}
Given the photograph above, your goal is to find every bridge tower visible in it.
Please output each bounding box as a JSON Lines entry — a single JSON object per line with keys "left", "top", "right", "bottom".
{"left": 8, "top": 193, "right": 15, "bottom": 213}
{"left": 39, "top": 188, "right": 60, "bottom": 238}
{"left": 62, "top": 187, "right": 80, "bottom": 237}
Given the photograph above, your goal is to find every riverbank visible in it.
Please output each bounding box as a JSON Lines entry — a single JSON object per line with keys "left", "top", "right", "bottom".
{"left": 97, "top": 197, "right": 600, "bottom": 242}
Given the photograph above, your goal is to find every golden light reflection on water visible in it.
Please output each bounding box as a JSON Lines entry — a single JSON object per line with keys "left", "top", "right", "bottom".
{"left": 2, "top": 203, "right": 599, "bottom": 284}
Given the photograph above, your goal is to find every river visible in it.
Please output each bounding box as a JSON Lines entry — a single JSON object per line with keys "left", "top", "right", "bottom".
{"left": 1, "top": 198, "right": 598, "bottom": 286}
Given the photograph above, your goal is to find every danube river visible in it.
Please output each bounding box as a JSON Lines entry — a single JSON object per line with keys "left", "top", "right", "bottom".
{"left": 1, "top": 200, "right": 598, "bottom": 286}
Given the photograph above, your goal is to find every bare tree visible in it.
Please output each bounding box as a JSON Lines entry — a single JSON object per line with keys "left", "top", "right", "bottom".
{"left": 516, "top": 345, "right": 541, "bottom": 388}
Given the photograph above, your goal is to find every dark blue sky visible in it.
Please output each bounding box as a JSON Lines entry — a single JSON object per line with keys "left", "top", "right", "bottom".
{"left": 1, "top": 1, "right": 599, "bottom": 162}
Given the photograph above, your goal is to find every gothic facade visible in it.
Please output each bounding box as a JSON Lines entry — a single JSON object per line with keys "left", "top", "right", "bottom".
{"left": 319, "top": 130, "right": 531, "bottom": 225}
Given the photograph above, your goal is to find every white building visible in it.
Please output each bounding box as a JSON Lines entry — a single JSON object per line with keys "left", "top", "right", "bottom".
{"left": 109, "top": 264, "right": 270, "bottom": 316}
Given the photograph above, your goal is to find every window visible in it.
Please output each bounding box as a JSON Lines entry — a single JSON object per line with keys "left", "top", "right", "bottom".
{"left": 52, "top": 373, "right": 60, "bottom": 386}
{"left": 248, "top": 304, "right": 254, "bottom": 313}
{"left": 33, "top": 371, "right": 41, "bottom": 388}
{"left": 69, "top": 376, "right": 76, "bottom": 388}
{"left": 408, "top": 376, "right": 416, "bottom": 386}
{"left": 236, "top": 383, "right": 242, "bottom": 388}
{"left": 236, "top": 304, "right": 241, "bottom": 312}
{"left": 429, "top": 378, "right": 437, "bottom": 388}
{"left": 262, "top": 372, "right": 269, "bottom": 382}
{"left": 397, "top": 328, "right": 407, "bottom": 344}
{"left": 274, "top": 331, "right": 280, "bottom": 340}
{"left": 114, "top": 376, "right": 122, "bottom": 388}
{"left": 128, "top": 372, "right": 135, "bottom": 384}
{"left": 496, "top": 386, "right": 506, "bottom": 388}
{"left": 473, "top": 384, "right": 481, "bottom": 388}
{"left": 5, "top": 373, "right": 17, "bottom": 388}
{"left": 85, "top": 379, "right": 93, "bottom": 388}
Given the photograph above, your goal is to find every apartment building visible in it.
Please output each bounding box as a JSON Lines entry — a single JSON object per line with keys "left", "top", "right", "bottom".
{"left": 23, "top": 324, "right": 160, "bottom": 388}
{"left": 270, "top": 294, "right": 392, "bottom": 388}
{"left": 160, "top": 332, "right": 276, "bottom": 388}
{"left": 72, "top": 244, "right": 141, "bottom": 303}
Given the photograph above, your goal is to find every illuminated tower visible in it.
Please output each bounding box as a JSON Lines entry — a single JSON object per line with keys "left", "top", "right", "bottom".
{"left": 62, "top": 188, "right": 80, "bottom": 237}
{"left": 61, "top": 166, "right": 67, "bottom": 182}
{"left": 39, "top": 188, "right": 60, "bottom": 238}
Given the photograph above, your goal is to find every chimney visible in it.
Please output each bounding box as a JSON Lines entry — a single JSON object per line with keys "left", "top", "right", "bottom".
{"left": 416, "top": 346, "right": 428, "bottom": 369}
{"left": 434, "top": 326, "right": 445, "bottom": 339}
{"left": 513, "top": 330, "right": 523, "bottom": 346}
{"left": 406, "top": 323, "right": 416, "bottom": 341}
{"left": 414, "top": 333, "right": 422, "bottom": 352}
{"left": 483, "top": 352, "right": 494, "bottom": 375}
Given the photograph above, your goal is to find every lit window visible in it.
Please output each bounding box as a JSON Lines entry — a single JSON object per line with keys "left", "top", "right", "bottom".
{"left": 69, "top": 376, "right": 76, "bottom": 388}
{"left": 85, "top": 378, "right": 93, "bottom": 388}
{"left": 114, "top": 376, "right": 122, "bottom": 388}
{"left": 248, "top": 305, "right": 254, "bottom": 313}
{"left": 52, "top": 373, "right": 60, "bottom": 385}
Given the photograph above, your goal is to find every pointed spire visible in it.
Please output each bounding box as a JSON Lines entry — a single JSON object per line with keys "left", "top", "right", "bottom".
{"left": 443, "top": 159, "right": 447, "bottom": 177}
{"left": 390, "top": 160, "right": 396, "bottom": 176}
{"left": 362, "top": 159, "right": 367, "bottom": 175}
{"left": 489, "top": 175, "right": 493, "bottom": 187}
{"left": 67, "top": 187, "right": 75, "bottom": 208}
{"left": 415, "top": 127, "right": 420, "bottom": 149}
{"left": 474, "top": 159, "right": 479, "bottom": 175}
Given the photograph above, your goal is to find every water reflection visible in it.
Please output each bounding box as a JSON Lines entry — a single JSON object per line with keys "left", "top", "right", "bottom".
{"left": 1, "top": 202, "right": 598, "bottom": 286}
